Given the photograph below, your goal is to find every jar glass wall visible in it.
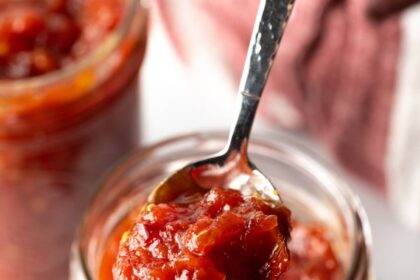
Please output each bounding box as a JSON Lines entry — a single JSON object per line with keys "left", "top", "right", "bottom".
{"left": 71, "top": 132, "right": 373, "bottom": 280}
{"left": 0, "top": 1, "right": 148, "bottom": 279}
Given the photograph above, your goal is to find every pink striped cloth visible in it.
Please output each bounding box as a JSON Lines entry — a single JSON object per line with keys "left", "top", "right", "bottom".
{"left": 155, "top": 0, "right": 420, "bottom": 231}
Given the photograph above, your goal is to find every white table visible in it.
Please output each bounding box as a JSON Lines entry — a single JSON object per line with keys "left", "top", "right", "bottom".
{"left": 140, "top": 19, "right": 420, "bottom": 280}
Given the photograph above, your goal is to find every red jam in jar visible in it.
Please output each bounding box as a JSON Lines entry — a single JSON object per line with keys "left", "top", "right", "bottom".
{"left": 0, "top": 1, "right": 148, "bottom": 279}
{"left": 114, "top": 187, "right": 291, "bottom": 280}
{"left": 0, "top": 0, "right": 121, "bottom": 78}
{"left": 285, "top": 223, "right": 344, "bottom": 280}
{"left": 98, "top": 188, "right": 343, "bottom": 280}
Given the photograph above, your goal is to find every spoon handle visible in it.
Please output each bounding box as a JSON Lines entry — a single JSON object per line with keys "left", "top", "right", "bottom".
{"left": 227, "top": 0, "right": 295, "bottom": 152}
{"left": 240, "top": 0, "right": 295, "bottom": 98}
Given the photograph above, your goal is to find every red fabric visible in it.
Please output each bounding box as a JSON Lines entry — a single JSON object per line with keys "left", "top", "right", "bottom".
{"left": 369, "top": 0, "right": 419, "bottom": 17}
{"left": 156, "top": 0, "right": 415, "bottom": 190}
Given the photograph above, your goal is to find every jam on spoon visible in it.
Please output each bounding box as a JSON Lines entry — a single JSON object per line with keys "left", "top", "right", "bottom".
{"left": 113, "top": 187, "right": 292, "bottom": 279}
{"left": 112, "top": 0, "right": 296, "bottom": 279}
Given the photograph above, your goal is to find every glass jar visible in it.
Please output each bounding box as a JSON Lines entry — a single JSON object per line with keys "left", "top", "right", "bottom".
{"left": 0, "top": 1, "right": 148, "bottom": 279}
{"left": 71, "top": 131, "right": 373, "bottom": 280}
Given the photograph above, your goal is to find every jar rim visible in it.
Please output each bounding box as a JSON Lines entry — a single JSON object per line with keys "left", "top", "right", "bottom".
{"left": 74, "top": 131, "right": 372, "bottom": 280}
{"left": 0, "top": 0, "right": 144, "bottom": 96}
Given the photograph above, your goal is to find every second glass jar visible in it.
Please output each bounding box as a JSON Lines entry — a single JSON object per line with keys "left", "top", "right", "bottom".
{"left": 0, "top": 1, "right": 148, "bottom": 279}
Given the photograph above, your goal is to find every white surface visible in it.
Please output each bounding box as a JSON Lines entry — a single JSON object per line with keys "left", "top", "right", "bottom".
{"left": 140, "top": 17, "right": 420, "bottom": 280}
{"left": 387, "top": 3, "right": 420, "bottom": 232}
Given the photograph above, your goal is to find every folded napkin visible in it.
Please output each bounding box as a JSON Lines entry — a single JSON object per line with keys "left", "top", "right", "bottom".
{"left": 156, "top": 0, "right": 420, "bottom": 231}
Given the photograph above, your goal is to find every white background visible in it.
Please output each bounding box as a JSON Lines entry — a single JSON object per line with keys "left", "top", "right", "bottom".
{"left": 140, "top": 17, "right": 420, "bottom": 280}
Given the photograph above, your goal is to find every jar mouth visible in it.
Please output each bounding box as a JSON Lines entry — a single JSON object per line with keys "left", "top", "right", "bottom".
{"left": 74, "top": 131, "right": 372, "bottom": 280}
{"left": 0, "top": 0, "right": 144, "bottom": 96}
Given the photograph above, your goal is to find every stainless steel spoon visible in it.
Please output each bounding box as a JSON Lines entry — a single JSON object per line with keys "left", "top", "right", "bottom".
{"left": 148, "top": 0, "right": 295, "bottom": 206}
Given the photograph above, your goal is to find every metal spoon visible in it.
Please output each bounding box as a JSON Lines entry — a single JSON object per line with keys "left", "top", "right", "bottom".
{"left": 148, "top": 0, "right": 295, "bottom": 206}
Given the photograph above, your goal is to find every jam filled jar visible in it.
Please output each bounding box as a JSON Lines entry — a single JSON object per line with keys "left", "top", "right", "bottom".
{"left": 71, "top": 132, "right": 373, "bottom": 280}
{"left": 0, "top": 0, "right": 148, "bottom": 279}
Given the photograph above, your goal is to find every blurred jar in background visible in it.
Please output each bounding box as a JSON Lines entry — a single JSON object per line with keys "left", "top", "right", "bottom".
{"left": 0, "top": 0, "right": 148, "bottom": 279}
{"left": 156, "top": 0, "right": 420, "bottom": 232}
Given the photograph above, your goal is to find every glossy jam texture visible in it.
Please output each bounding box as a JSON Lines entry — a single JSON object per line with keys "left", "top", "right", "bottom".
{"left": 113, "top": 187, "right": 292, "bottom": 280}
{"left": 100, "top": 204, "right": 344, "bottom": 280}
{"left": 0, "top": 0, "right": 121, "bottom": 79}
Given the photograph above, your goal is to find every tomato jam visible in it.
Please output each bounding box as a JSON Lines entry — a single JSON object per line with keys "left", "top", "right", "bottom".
{"left": 0, "top": 0, "right": 121, "bottom": 79}
{"left": 114, "top": 187, "right": 291, "bottom": 280}
{"left": 285, "top": 223, "right": 344, "bottom": 280}
{"left": 0, "top": 1, "right": 148, "bottom": 279}
{"left": 98, "top": 188, "right": 343, "bottom": 280}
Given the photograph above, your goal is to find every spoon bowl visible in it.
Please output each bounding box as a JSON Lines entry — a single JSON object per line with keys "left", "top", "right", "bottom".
{"left": 148, "top": 143, "right": 282, "bottom": 206}
{"left": 148, "top": 0, "right": 295, "bottom": 205}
